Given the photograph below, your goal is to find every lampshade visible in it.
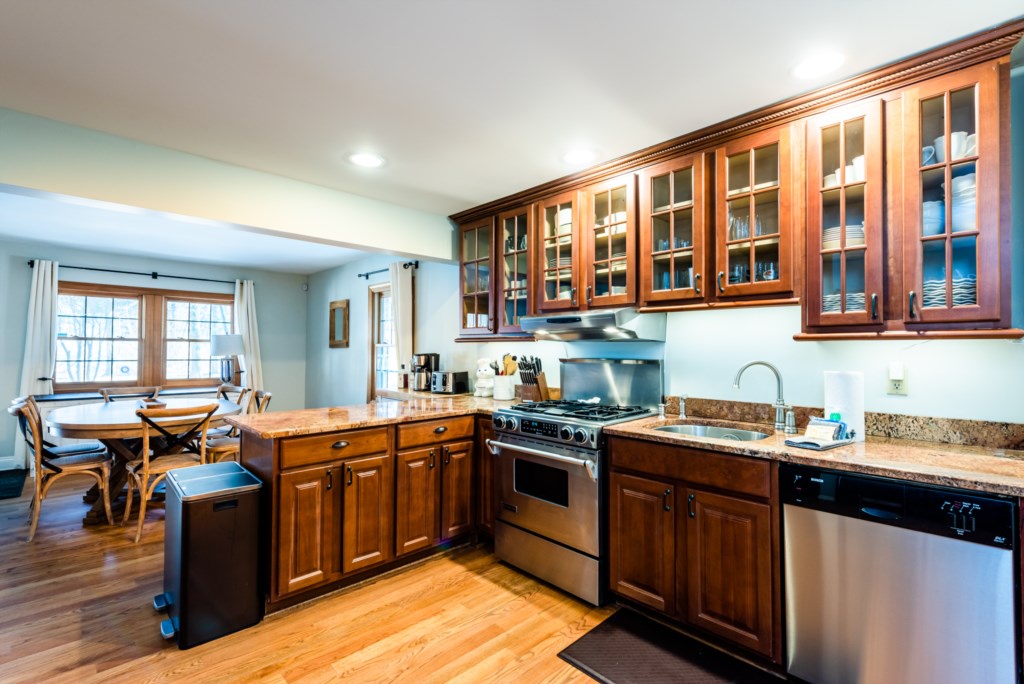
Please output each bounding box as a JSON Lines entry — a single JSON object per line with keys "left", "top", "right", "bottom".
{"left": 211, "top": 334, "right": 245, "bottom": 357}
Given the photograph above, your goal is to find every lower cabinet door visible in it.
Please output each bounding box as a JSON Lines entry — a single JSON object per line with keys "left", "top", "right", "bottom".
{"left": 476, "top": 420, "right": 495, "bottom": 537}
{"left": 277, "top": 464, "right": 338, "bottom": 597}
{"left": 609, "top": 472, "right": 676, "bottom": 615}
{"left": 441, "top": 440, "right": 474, "bottom": 541}
{"left": 395, "top": 447, "right": 440, "bottom": 556}
{"left": 685, "top": 488, "right": 773, "bottom": 656}
{"left": 341, "top": 453, "right": 394, "bottom": 574}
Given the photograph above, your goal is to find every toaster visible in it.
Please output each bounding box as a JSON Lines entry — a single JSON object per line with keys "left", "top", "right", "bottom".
{"left": 431, "top": 371, "right": 468, "bottom": 394}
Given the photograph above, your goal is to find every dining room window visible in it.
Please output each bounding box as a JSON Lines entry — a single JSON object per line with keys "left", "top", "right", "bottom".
{"left": 55, "top": 282, "right": 233, "bottom": 391}
{"left": 368, "top": 283, "right": 399, "bottom": 398}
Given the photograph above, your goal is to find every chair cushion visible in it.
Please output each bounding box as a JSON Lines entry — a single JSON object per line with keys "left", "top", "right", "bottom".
{"left": 127, "top": 453, "right": 202, "bottom": 476}
{"left": 48, "top": 442, "right": 105, "bottom": 456}
{"left": 207, "top": 426, "right": 232, "bottom": 438}
{"left": 206, "top": 437, "right": 240, "bottom": 453}
{"left": 48, "top": 451, "right": 112, "bottom": 470}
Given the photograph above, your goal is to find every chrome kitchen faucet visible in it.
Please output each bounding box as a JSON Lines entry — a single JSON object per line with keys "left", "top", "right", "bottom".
{"left": 733, "top": 360, "right": 795, "bottom": 433}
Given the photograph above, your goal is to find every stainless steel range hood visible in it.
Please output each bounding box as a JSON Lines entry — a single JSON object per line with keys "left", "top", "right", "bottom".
{"left": 519, "top": 308, "right": 666, "bottom": 342}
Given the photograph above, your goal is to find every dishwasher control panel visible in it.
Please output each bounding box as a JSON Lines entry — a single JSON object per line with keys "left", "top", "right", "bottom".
{"left": 781, "top": 464, "right": 1017, "bottom": 550}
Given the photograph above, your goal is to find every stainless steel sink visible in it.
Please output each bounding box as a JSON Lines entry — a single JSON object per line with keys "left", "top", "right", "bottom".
{"left": 653, "top": 424, "right": 771, "bottom": 441}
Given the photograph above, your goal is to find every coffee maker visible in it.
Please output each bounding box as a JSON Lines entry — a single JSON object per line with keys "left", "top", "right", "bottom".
{"left": 411, "top": 353, "right": 440, "bottom": 391}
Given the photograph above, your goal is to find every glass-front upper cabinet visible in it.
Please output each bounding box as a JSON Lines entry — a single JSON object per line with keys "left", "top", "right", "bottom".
{"left": 535, "top": 189, "right": 580, "bottom": 312}
{"left": 458, "top": 217, "right": 494, "bottom": 335}
{"left": 582, "top": 174, "right": 636, "bottom": 308}
{"left": 638, "top": 152, "right": 705, "bottom": 305}
{"left": 902, "top": 62, "right": 1001, "bottom": 325}
{"left": 496, "top": 204, "right": 534, "bottom": 333}
{"left": 805, "top": 99, "right": 884, "bottom": 329}
{"left": 714, "top": 125, "right": 793, "bottom": 298}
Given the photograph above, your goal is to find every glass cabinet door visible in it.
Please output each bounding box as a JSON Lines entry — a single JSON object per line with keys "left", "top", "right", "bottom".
{"left": 714, "top": 125, "right": 793, "bottom": 298}
{"left": 902, "top": 62, "right": 1001, "bottom": 324}
{"left": 583, "top": 174, "right": 636, "bottom": 308}
{"left": 459, "top": 217, "right": 494, "bottom": 334}
{"left": 535, "top": 190, "right": 580, "bottom": 311}
{"left": 638, "top": 152, "right": 705, "bottom": 304}
{"left": 496, "top": 205, "right": 533, "bottom": 333}
{"left": 805, "top": 99, "right": 884, "bottom": 328}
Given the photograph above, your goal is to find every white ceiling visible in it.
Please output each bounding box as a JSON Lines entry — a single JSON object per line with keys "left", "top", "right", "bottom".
{"left": 0, "top": 1, "right": 1021, "bottom": 242}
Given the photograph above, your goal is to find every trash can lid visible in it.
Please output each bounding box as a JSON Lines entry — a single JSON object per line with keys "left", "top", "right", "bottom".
{"left": 167, "top": 461, "right": 262, "bottom": 501}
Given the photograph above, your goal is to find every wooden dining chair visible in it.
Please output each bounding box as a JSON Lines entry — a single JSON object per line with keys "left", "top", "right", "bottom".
{"left": 100, "top": 386, "right": 162, "bottom": 402}
{"left": 122, "top": 403, "right": 219, "bottom": 543}
{"left": 10, "top": 395, "right": 106, "bottom": 457}
{"left": 8, "top": 398, "right": 113, "bottom": 541}
{"left": 207, "top": 384, "right": 252, "bottom": 438}
{"left": 206, "top": 389, "right": 272, "bottom": 463}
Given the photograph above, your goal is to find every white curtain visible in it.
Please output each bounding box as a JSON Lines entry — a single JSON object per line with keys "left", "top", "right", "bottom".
{"left": 234, "top": 279, "right": 264, "bottom": 400}
{"left": 389, "top": 262, "right": 414, "bottom": 380}
{"left": 15, "top": 260, "right": 59, "bottom": 468}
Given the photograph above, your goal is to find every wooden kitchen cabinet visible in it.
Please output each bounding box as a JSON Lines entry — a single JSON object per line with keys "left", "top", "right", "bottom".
{"left": 395, "top": 447, "right": 438, "bottom": 556}
{"left": 638, "top": 151, "right": 707, "bottom": 305}
{"left": 685, "top": 488, "right": 773, "bottom": 656}
{"left": 341, "top": 452, "right": 393, "bottom": 574}
{"left": 277, "top": 464, "right": 338, "bottom": 596}
{"left": 496, "top": 205, "right": 535, "bottom": 334}
{"left": 609, "top": 471, "right": 676, "bottom": 615}
{"left": 535, "top": 189, "right": 582, "bottom": 311}
{"left": 475, "top": 417, "right": 495, "bottom": 537}
{"left": 900, "top": 61, "right": 1005, "bottom": 327}
{"left": 580, "top": 173, "right": 637, "bottom": 308}
{"left": 458, "top": 217, "right": 495, "bottom": 335}
{"left": 713, "top": 124, "right": 795, "bottom": 300}
{"left": 804, "top": 98, "right": 886, "bottom": 330}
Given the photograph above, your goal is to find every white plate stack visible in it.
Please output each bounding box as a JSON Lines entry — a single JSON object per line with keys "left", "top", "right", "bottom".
{"left": 547, "top": 256, "right": 573, "bottom": 269}
{"left": 846, "top": 224, "right": 865, "bottom": 247}
{"left": 922, "top": 201, "right": 945, "bottom": 236}
{"left": 822, "top": 226, "right": 841, "bottom": 250}
{"left": 950, "top": 173, "right": 976, "bottom": 232}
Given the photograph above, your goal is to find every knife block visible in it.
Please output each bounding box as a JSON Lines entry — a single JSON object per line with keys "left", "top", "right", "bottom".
{"left": 519, "top": 384, "right": 542, "bottom": 402}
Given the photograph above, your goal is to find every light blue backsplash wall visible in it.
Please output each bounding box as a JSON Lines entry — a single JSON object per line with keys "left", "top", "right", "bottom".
{"left": 0, "top": 237, "right": 308, "bottom": 461}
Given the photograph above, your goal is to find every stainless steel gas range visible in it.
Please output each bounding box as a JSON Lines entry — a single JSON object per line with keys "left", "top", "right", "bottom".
{"left": 485, "top": 358, "right": 662, "bottom": 605}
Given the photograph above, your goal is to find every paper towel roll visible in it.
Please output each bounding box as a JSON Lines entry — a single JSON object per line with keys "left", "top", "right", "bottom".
{"left": 823, "top": 371, "right": 865, "bottom": 442}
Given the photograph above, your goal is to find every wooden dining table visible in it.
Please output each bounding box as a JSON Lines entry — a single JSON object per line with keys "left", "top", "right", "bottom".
{"left": 46, "top": 397, "right": 242, "bottom": 524}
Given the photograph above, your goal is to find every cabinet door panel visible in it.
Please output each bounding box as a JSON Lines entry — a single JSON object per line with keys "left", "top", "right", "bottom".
{"left": 686, "top": 488, "right": 773, "bottom": 656}
{"left": 395, "top": 447, "right": 439, "bottom": 556}
{"left": 497, "top": 205, "right": 535, "bottom": 333}
{"left": 459, "top": 217, "right": 496, "bottom": 335}
{"left": 342, "top": 453, "right": 394, "bottom": 574}
{"left": 582, "top": 173, "right": 637, "bottom": 308}
{"left": 441, "top": 440, "right": 474, "bottom": 540}
{"left": 277, "top": 465, "right": 336, "bottom": 596}
{"left": 476, "top": 420, "right": 495, "bottom": 537}
{"left": 535, "top": 190, "right": 581, "bottom": 312}
{"left": 610, "top": 472, "right": 675, "bottom": 614}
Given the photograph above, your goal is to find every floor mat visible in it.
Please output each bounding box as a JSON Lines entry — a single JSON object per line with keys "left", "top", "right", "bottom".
{"left": 0, "top": 469, "right": 28, "bottom": 500}
{"left": 558, "top": 609, "right": 781, "bottom": 683}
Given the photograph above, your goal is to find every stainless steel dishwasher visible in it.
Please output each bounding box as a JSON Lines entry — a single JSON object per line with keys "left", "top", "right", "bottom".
{"left": 782, "top": 464, "right": 1018, "bottom": 684}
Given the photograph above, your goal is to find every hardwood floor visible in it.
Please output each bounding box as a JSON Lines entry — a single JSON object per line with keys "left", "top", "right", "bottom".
{"left": 0, "top": 477, "right": 613, "bottom": 683}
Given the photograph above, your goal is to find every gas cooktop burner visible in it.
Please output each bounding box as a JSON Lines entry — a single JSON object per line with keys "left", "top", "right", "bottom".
{"left": 508, "top": 400, "right": 652, "bottom": 423}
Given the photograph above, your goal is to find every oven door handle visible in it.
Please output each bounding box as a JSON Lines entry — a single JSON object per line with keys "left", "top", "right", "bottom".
{"left": 485, "top": 438, "right": 598, "bottom": 482}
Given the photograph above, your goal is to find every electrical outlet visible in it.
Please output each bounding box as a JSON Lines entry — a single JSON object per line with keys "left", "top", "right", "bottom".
{"left": 887, "top": 378, "right": 908, "bottom": 395}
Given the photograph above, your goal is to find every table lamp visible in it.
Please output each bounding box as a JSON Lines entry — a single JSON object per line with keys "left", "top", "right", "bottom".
{"left": 211, "top": 334, "right": 245, "bottom": 384}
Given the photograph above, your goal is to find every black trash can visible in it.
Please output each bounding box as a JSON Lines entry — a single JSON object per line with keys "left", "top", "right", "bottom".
{"left": 155, "top": 461, "right": 262, "bottom": 649}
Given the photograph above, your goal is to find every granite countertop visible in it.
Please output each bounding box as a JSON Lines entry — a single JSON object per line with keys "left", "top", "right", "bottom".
{"left": 227, "top": 395, "right": 507, "bottom": 439}
{"left": 605, "top": 416, "right": 1024, "bottom": 497}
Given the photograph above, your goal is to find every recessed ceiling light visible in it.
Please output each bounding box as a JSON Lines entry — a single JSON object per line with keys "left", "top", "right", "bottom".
{"left": 562, "top": 149, "right": 597, "bottom": 165}
{"left": 791, "top": 52, "right": 846, "bottom": 80}
{"left": 348, "top": 152, "right": 386, "bottom": 168}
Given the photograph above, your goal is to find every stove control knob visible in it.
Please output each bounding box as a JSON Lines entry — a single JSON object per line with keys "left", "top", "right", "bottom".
{"left": 493, "top": 415, "right": 507, "bottom": 430}
{"left": 507, "top": 417, "right": 518, "bottom": 431}
{"left": 574, "top": 428, "right": 590, "bottom": 444}
{"left": 560, "top": 426, "right": 574, "bottom": 441}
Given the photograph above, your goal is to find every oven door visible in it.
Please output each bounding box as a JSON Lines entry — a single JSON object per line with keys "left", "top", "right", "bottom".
{"left": 488, "top": 435, "right": 599, "bottom": 557}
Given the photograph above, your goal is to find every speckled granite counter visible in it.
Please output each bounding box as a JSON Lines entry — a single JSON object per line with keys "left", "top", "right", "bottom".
{"left": 226, "top": 395, "right": 505, "bottom": 439}
{"left": 605, "top": 416, "right": 1024, "bottom": 497}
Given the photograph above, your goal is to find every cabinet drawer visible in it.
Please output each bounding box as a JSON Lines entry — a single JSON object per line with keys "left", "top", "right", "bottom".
{"left": 280, "top": 427, "right": 389, "bottom": 470}
{"left": 609, "top": 437, "right": 771, "bottom": 499}
{"left": 397, "top": 416, "right": 474, "bottom": 450}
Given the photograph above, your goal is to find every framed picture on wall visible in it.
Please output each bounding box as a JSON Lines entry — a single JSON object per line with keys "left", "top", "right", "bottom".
{"left": 329, "top": 299, "right": 349, "bottom": 348}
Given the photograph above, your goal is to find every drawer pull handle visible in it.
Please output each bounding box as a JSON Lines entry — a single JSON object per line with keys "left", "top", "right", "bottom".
{"left": 717, "top": 271, "right": 725, "bottom": 293}
{"left": 694, "top": 273, "right": 701, "bottom": 295}
{"left": 347, "top": 465, "right": 353, "bottom": 486}
{"left": 332, "top": 440, "right": 350, "bottom": 449}
{"left": 429, "top": 450, "right": 435, "bottom": 469}
{"left": 870, "top": 293, "right": 878, "bottom": 320}
{"left": 688, "top": 493, "right": 696, "bottom": 518}
{"left": 663, "top": 489, "right": 672, "bottom": 512}
{"left": 433, "top": 426, "right": 448, "bottom": 434}
{"left": 908, "top": 290, "right": 917, "bottom": 319}
{"left": 326, "top": 468, "right": 332, "bottom": 490}
{"left": 444, "top": 446, "right": 451, "bottom": 466}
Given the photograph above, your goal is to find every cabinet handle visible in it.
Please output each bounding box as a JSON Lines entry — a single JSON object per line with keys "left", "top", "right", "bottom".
{"left": 429, "top": 449, "right": 435, "bottom": 469}
{"left": 571, "top": 287, "right": 578, "bottom": 306}
{"left": 331, "top": 440, "right": 349, "bottom": 449}
{"left": 326, "top": 468, "right": 332, "bottom": 490}
{"left": 870, "top": 293, "right": 878, "bottom": 320}
{"left": 586, "top": 285, "right": 593, "bottom": 304}
{"left": 444, "top": 446, "right": 451, "bottom": 466}
{"left": 688, "top": 493, "right": 696, "bottom": 518}
{"left": 663, "top": 489, "right": 672, "bottom": 512}
{"left": 346, "top": 465, "right": 353, "bottom": 486}
{"left": 908, "top": 290, "right": 917, "bottom": 319}
{"left": 433, "top": 425, "right": 448, "bottom": 434}
{"left": 717, "top": 271, "right": 725, "bottom": 293}
{"left": 694, "top": 273, "right": 701, "bottom": 295}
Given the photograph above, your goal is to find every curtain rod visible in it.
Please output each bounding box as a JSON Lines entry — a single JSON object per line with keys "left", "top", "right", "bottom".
{"left": 26, "top": 260, "right": 236, "bottom": 285}
{"left": 357, "top": 260, "right": 419, "bottom": 280}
